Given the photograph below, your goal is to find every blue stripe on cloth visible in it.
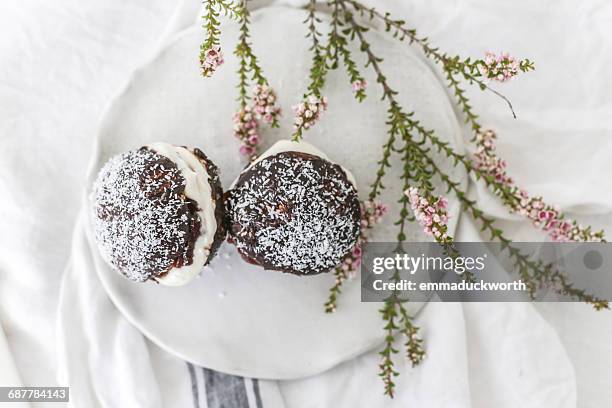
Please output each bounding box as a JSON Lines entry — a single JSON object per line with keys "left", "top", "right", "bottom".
{"left": 202, "top": 367, "right": 250, "bottom": 408}
{"left": 252, "top": 379, "right": 263, "bottom": 408}
{"left": 187, "top": 363, "right": 200, "bottom": 408}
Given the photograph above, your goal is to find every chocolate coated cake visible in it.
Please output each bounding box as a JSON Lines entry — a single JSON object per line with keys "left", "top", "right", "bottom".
{"left": 225, "top": 142, "right": 360, "bottom": 275}
{"left": 91, "top": 143, "right": 225, "bottom": 285}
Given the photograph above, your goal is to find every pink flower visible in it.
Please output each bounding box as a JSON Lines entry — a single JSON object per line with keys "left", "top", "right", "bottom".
{"left": 473, "top": 129, "right": 512, "bottom": 185}
{"left": 438, "top": 196, "right": 448, "bottom": 209}
{"left": 205, "top": 47, "right": 220, "bottom": 61}
{"left": 252, "top": 84, "right": 281, "bottom": 125}
{"left": 248, "top": 134, "right": 260, "bottom": 145}
{"left": 201, "top": 45, "right": 224, "bottom": 77}
{"left": 538, "top": 211, "right": 554, "bottom": 221}
{"left": 239, "top": 145, "right": 255, "bottom": 156}
{"left": 362, "top": 200, "right": 388, "bottom": 223}
{"left": 406, "top": 187, "right": 451, "bottom": 242}
{"left": 233, "top": 106, "right": 260, "bottom": 160}
{"left": 352, "top": 79, "right": 367, "bottom": 93}
{"left": 478, "top": 51, "right": 520, "bottom": 83}
{"left": 292, "top": 95, "right": 328, "bottom": 134}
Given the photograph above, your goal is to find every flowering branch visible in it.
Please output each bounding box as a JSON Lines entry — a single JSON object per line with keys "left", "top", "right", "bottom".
{"left": 398, "top": 303, "right": 425, "bottom": 366}
{"left": 405, "top": 135, "right": 608, "bottom": 308}
{"left": 445, "top": 57, "right": 521, "bottom": 120}
{"left": 406, "top": 187, "right": 451, "bottom": 243}
{"left": 378, "top": 297, "right": 400, "bottom": 397}
{"left": 399, "top": 143, "right": 477, "bottom": 282}
{"left": 201, "top": 0, "right": 243, "bottom": 77}
{"left": 291, "top": 0, "right": 330, "bottom": 141}
{"left": 473, "top": 130, "right": 604, "bottom": 242}
{"left": 304, "top": 0, "right": 328, "bottom": 97}
{"left": 419, "top": 127, "right": 607, "bottom": 242}
{"left": 342, "top": 0, "right": 533, "bottom": 122}
{"left": 368, "top": 105, "right": 402, "bottom": 201}
{"left": 395, "top": 144, "right": 428, "bottom": 367}
{"left": 469, "top": 52, "right": 535, "bottom": 82}
{"left": 232, "top": 0, "right": 281, "bottom": 160}
{"left": 328, "top": 0, "right": 367, "bottom": 101}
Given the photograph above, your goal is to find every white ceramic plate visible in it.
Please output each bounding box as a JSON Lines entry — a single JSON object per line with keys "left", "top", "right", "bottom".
{"left": 90, "top": 6, "right": 466, "bottom": 379}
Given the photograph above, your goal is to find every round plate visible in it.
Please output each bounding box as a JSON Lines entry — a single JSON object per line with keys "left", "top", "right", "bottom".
{"left": 90, "top": 6, "right": 466, "bottom": 379}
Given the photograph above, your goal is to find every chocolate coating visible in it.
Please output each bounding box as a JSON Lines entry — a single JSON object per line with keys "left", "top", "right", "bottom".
{"left": 225, "top": 151, "right": 360, "bottom": 275}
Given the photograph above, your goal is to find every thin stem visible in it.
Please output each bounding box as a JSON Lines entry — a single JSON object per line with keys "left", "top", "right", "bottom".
{"left": 328, "top": 0, "right": 367, "bottom": 101}
{"left": 235, "top": 1, "right": 251, "bottom": 108}
{"left": 344, "top": 0, "right": 516, "bottom": 122}
{"left": 444, "top": 70, "right": 481, "bottom": 135}
{"left": 378, "top": 299, "right": 399, "bottom": 398}
{"left": 305, "top": 0, "right": 328, "bottom": 97}
{"left": 324, "top": 267, "right": 348, "bottom": 313}
{"left": 291, "top": 0, "right": 330, "bottom": 142}
{"left": 201, "top": 1, "right": 222, "bottom": 55}
{"left": 214, "top": 0, "right": 243, "bottom": 19}
{"left": 395, "top": 143, "right": 415, "bottom": 242}
{"left": 398, "top": 303, "right": 425, "bottom": 366}
{"left": 368, "top": 107, "right": 402, "bottom": 200}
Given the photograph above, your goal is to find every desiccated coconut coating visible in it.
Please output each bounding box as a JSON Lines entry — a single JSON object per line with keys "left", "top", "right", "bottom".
{"left": 225, "top": 151, "right": 361, "bottom": 275}
{"left": 91, "top": 147, "right": 224, "bottom": 282}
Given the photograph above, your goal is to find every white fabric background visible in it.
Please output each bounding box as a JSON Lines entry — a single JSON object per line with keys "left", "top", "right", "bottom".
{"left": 1, "top": 0, "right": 611, "bottom": 407}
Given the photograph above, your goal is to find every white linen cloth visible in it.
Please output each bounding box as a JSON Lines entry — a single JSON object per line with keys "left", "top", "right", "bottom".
{"left": 1, "top": 0, "right": 611, "bottom": 407}
{"left": 0, "top": 323, "right": 28, "bottom": 408}
{"left": 0, "top": 0, "right": 179, "bottom": 395}
{"left": 0, "top": 325, "right": 19, "bottom": 385}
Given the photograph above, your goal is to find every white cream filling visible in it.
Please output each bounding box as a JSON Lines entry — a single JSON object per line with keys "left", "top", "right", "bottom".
{"left": 147, "top": 143, "right": 218, "bottom": 286}
{"left": 237, "top": 140, "right": 358, "bottom": 188}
